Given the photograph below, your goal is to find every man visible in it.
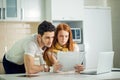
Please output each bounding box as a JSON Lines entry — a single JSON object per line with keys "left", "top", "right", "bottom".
{"left": 2, "top": 21, "right": 55, "bottom": 74}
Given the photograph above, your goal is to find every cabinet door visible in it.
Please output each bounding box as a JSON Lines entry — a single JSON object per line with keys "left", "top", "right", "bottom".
{"left": 0, "top": 0, "right": 3, "bottom": 21}
{"left": 83, "top": 8, "right": 113, "bottom": 69}
{"left": 46, "top": 0, "right": 84, "bottom": 20}
{"left": 2, "top": 0, "right": 21, "bottom": 21}
{"left": 21, "top": 0, "right": 44, "bottom": 22}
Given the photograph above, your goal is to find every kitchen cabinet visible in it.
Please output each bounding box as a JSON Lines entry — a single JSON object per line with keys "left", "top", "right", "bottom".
{"left": 21, "top": 0, "right": 45, "bottom": 22}
{"left": 0, "top": 0, "right": 44, "bottom": 22}
{"left": 45, "top": 0, "right": 84, "bottom": 21}
{"left": 0, "top": 0, "right": 21, "bottom": 21}
{"left": 45, "top": 0, "right": 84, "bottom": 45}
{"left": 83, "top": 7, "right": 113, "bottom": 69}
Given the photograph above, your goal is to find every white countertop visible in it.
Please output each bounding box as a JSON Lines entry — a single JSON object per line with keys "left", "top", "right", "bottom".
{"left": 0, "top": 71, "right": 120, "bottom": 80}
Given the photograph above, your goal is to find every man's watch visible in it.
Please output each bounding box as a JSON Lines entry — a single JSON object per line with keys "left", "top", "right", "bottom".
{"left": 43, "top": 64, "right": 48, "bottom": 72}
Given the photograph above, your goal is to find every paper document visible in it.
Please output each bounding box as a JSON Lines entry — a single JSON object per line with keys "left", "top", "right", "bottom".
{"left": 57, "top": 51, "right": 85, "bottom": 71}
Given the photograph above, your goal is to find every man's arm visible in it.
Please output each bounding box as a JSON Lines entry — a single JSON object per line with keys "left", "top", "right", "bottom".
{"left": 24, "top": 54, "right": 44, "bottom": 74}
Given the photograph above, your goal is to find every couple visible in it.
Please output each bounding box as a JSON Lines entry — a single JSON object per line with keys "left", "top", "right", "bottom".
{"left": 3, "top": 20, "right": 85, "bottom": 74}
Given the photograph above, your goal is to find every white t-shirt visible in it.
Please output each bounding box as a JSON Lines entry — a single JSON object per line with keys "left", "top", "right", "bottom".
{"left": 5, "top": 34, "right": 44, "bottom": 65}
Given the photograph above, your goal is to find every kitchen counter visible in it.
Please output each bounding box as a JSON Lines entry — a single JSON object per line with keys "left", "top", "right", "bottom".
{"left": 0, "top": 71, "right": 120, "bottom": 80}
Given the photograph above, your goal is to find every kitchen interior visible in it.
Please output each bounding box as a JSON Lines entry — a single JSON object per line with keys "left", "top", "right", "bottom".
{"left": 0, "top": 0, "right": 120, "bottom": 75}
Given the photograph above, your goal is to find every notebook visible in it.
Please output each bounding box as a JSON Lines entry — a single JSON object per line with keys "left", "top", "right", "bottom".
{"left": 81, "top": 51, "right": 114, "bottom": 75}
{"left": 57, "top": 51, "right": 85, "bottom": 72}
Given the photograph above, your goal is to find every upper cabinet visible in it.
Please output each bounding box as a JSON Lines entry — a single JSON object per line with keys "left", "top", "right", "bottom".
{"left": 0, "top": 0, "right": 21, "bottom": 21}
{"left": 45, "top": 0, "right": 84, "bottom": 44}
{"left": 21, "top": 0, "right": 45, "bottom": 22}
{"left": 45, "top": 0, "right": 84, "bottom": 21}
{"left": 0, "top": 0, "right": 84, "bottom": 22}
{"left": 0, "top": 0, "right": 45, "bottom": 22}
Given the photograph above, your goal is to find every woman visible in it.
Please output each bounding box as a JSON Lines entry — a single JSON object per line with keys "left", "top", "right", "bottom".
{"left": 43, "top": 23, "right": 85, "bottom": 73}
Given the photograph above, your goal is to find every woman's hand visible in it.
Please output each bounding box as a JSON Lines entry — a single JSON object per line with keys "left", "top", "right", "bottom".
{"left": 53, "top": 62, "right": 62, "bottom": 72}
{"left": 74, "top": 64, "right": 85, "bottom": 73}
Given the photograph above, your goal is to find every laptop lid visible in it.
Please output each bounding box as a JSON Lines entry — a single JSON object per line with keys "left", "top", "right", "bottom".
{"left": 81, "top": 51, "right": 114, "bottom": 75}
{"left": 57, "top": 51, "right": 85, "bottom": 71}
{"left": 96, "top": 51, "right": 114, "bottom": 74}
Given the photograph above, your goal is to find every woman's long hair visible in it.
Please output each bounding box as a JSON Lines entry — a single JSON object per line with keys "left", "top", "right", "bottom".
{"left": 53, "top": 23, "right": 74, "bottom": 51}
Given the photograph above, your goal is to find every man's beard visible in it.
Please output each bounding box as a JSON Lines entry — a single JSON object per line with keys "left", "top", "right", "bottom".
{"left": 41, "top": 39, "right": 47, "bottom": 50}
{"left": 41, "top": 38, "right": 52, "bottom": 48}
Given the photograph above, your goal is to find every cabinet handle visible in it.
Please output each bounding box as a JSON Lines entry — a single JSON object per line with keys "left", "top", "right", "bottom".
{"left": 0, "top": 8, "right": 1, "bottom": 19}
{"left": 3, "top": 8, "right": 5, "bottom": 19}
{"left": 21, "top": 8, "right": 24, "bottom": 20}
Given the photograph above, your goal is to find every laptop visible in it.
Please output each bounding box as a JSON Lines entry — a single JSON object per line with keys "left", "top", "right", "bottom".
{"left": 57, "top": 51, "right": 85, "bottom": 72}
{"left": 81, "top": 51, "right": 114, "bottom": 75}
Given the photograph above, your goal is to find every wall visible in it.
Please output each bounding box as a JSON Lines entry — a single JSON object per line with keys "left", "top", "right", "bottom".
{"left": 107, "top": 0, "right": 120, "bottom": 68}
{"left": 0, "top": 22, "right": 39, "bottom": 61}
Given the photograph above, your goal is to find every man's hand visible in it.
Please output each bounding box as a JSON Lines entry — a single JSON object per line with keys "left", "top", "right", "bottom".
{"left": 42, "top": 64, "right": 50, "bottom": 72}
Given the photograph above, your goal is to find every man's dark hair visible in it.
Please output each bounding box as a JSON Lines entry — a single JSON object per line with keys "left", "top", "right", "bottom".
{"left": 38, "top": 20, "right": 55, "bottom": 36}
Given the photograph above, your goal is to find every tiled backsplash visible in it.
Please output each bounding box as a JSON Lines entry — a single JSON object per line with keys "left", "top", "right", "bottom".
{"left": 0, "top": 22, "right": 39, "bottom": 62}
